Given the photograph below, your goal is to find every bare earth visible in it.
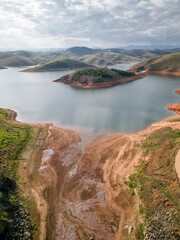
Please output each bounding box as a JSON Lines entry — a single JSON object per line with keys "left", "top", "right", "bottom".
{"left": 12, "top": 111, "right": 180, "bottom": 240}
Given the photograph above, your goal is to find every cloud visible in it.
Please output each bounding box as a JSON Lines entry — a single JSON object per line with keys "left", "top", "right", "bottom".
{"left": 0, "top": 0, "right": 179, "bottom": 49}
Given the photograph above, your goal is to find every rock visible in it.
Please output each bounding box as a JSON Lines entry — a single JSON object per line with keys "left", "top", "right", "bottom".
{"left": 167, "top": 104, "right": 180, "bottom": 115}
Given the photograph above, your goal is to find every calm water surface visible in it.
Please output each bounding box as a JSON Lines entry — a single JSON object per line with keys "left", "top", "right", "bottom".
{"left": 0, "top": 63, "right": 179, "bottom": 133}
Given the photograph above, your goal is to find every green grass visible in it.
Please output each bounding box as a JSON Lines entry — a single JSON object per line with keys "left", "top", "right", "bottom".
{"left": 0, "top": 108, "right": 32, "bottom": 238}
{"left": 132, "top": 53, "right": 180, "bottom": 72}
{"left": 70, "top": 67, "right": 135, "bottom": 84}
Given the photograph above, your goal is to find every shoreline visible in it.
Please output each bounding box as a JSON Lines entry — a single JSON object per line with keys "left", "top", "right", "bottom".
{"left": 53, "top": 74, "right": 145, "bottom": 89}
{"left": 2, "top": 108, "right": 180, "bottom": 240}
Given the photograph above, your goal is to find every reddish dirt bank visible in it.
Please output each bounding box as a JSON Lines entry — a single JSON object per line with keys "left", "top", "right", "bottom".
{"left": 53, "top": 75, "right": 145, "bottom": 89}
{"left": 145, "top": 70, "right": 180, "bottom": 76}
{"left": 175, "top": 89, "right": 180, "bottom": 95}
{"left": 12, "top": 109, "right": 180, "bottom": 240}
{"left": 167, "top": 104, "right": 180, "bottom": 115}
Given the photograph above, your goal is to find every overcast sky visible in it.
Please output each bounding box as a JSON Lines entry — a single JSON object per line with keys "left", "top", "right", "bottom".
{"left": 0, "top": 0, "right": 180, "bottom": 49}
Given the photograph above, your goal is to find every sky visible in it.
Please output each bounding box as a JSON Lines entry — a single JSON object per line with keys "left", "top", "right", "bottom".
{"left": 0, "top": 0, "right": 180, "bottom": 49}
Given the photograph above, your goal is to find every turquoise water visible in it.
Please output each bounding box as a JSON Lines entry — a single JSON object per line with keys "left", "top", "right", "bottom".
{"left": 0, "top": 64, "right": 179, "bottom": 133}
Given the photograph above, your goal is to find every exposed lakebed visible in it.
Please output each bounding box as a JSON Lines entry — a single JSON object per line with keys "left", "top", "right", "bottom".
{"left": 0, "top": 63, "right": 180, "bottom": 133}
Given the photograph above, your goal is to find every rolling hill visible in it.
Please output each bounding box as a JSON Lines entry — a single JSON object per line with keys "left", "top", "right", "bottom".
{"left": 78, "top": 55, "right": 113, "bottom": 66}
{"left": 0, "top": 56, "right": 38, "bottom": 67}
{"left": 22, "top": 57, "right": 93, "bottom": 72}
{"left": 130, "top": 53, "right": 180, "bottom": 75}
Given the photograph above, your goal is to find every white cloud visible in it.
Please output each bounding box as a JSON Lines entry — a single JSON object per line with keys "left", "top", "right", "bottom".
{"left": 0, "top": 0, "right": 179, "bottom": 49}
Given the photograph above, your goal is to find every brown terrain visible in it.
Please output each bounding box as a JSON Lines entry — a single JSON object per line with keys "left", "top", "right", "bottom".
{"left": 167, "top": 104, "right": 180, "bottom": 115}
{"left": 175, "top": 89, "right": 180, "bottom": 95}
{"left": 53, "top": 75, "right": 145, "bottom": 89}
{"left": 140, "top": 70, "right": 180, "bottom": 76}
{"left": 10, "top": 109, "right": 179, "bottom": 240}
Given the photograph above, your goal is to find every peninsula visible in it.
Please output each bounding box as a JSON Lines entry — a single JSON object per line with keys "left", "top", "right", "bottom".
{"left": 53, "top": 68, "right": 144, "bottom": 88}
{"left": 130, "top": 53, "right": 180, "bottom": 76}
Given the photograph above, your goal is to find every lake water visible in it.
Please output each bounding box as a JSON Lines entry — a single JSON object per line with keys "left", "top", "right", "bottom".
{"left": 0, "top": 63, "right": 179, "bottom": 133}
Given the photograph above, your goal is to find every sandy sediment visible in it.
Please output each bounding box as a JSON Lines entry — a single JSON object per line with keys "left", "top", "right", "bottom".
{"left": 145, "top": 70, "right": 180, "bottom": 76}
{"left": 11, "top": 109, "right": 179, "bottom": 240}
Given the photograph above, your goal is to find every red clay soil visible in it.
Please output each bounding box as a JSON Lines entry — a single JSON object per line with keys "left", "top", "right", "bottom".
{"left": 167, "top": 104, "right": 180, "bottom": 115}
{"left": 145, "top": 70, "right": 180, "bottom": 76}
{"left": 11, "top": 109, "right": 180, "bottom": 240}
{"left": 175, "top": 89, "right": 180, "bottom": 95}
{"left": 53, "top": 75, "right": 145, "bottom": 89}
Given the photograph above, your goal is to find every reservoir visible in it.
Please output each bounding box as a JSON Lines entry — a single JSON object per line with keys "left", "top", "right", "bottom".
{"left": 0, "top": 64, "right": 179, "bottom": 133}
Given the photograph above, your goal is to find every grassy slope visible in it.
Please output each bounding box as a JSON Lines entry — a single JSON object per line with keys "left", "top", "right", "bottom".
{"left": 79, "top": 52, "right": 139, "bottom": 66}
{"left": 79, "top": 55, "right": 113, "bottom": 66}
{"left": 23, "top": 57, "right": 93, "bottom": 71}
{"left": 0, "top": 56, "right": 38, "bottom": 67}
{"left": 0, "top": 109, "right": 33, "bottom": 239}
{"left": 126, "top": 127, "right": 180, "bottom": 239}
{"left": 68, "top": 68, "right": 135, "bottom": 84}
{"left": 131, "top": 53, "right": 180, "bottom": 72}
{"left": 100, "top": 52, "right": 139, "bottom": 63}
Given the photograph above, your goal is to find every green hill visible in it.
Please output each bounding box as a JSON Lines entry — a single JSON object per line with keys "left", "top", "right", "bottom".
{"left": 53, "top": 67, "right": 142, "bottom": 88}
{"left": 79, "top": 55, "right": 113, "bottom": 66}
{"left": 78, "top": 52, "right": 139, "bottom": 67}
{"left": 23, "top": 57, "right": 93, "bottom": 72}
{"left": 131, "top": 53, "right": 180, "bottom": 73}
{"left": 99, "top": 52, "right": 139, "bottom": 63}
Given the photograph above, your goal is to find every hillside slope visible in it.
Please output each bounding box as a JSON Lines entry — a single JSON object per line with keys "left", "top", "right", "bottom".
{"left": 130, "top": 53, "right": 180, "bottom": 75}
{"left": 1, "top": 108, "right": 179, "bottom": 240}
{"left": 79, "top": 55, "right": 113, "bottom": 66}
{"left": 0, "top": 56, "right": 38, "bottom": 67}
{"left": 22, "top": 58, "right": 93, "bottom": 72}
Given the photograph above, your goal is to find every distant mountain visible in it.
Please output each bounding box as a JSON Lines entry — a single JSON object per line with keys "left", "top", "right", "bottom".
{"left": 130, "top": 53, "right": 180, "bottom": 74}
{"left": 0, "top": 47, "right": 180, "bottom": 68}
{"left": 79, "top": 52, "right": 139, "bottom": 66}
{"left": 66, "top": 46, "right": 100, "bottom": 57}
{"left": 107, "top": 48, "right": 180, "bottom": 59}
{"left": 79, "top": 55, "right": 113, "bottom": 66}
{"left": 22, "top": 57, "right": 94, "bottom": 72}
{"left": 0, "top": 56, "right": 38, "bottom": 67}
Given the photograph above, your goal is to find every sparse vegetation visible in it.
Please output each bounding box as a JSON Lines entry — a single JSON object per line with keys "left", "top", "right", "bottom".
{"left": 70, "top": 67, "right": 135, "bottom": 84}
{"left": 0, "top": 108, "right": 33, "bottom": 239}
{"left": 126, "top": 127, "right": 180, "bottom": 239}
{"left": 23, "top": 57, "right": 93, "bottom": 71}
{"left": 131, "top": 53, "right": 180, "bottom": 72}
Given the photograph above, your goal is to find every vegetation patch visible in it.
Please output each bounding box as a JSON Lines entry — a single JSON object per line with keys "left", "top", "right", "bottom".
{"left": 125, "top": 127, "right": 180, "bottom": 239}
{"left": 70, "top": 67, "right": 135, "bottom": 84}
{"left": 0, "top": 108, "right": 33, "bottom": 239}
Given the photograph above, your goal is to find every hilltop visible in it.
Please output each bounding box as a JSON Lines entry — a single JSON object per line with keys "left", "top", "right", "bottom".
{"left": 79, "top": 52, "right": 139, "bottom": 66}
{"left": 53, "top": 68, "right": 144, "bottom": 88}
{"left": 130, "top": 53, "right": 180, "bottom": 75}
{"left": 22, "top": 57, "right": 93, "bottom": 72}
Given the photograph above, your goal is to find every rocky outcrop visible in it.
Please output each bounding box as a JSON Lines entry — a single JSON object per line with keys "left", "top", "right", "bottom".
{"left": 175, "top": 89, "right": 180, "bottom": 95}
{"left": 167, "top": 104, "right": 180, "bottom": 115}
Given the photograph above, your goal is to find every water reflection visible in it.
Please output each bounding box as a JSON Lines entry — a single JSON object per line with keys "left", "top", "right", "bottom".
{"left": 0, "top": 65, "right": 179, "bottom": 133}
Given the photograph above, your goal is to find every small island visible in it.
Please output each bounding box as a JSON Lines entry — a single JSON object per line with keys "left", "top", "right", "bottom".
{"left": 53, "top": 68, "right": 144, "bottom": 89}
